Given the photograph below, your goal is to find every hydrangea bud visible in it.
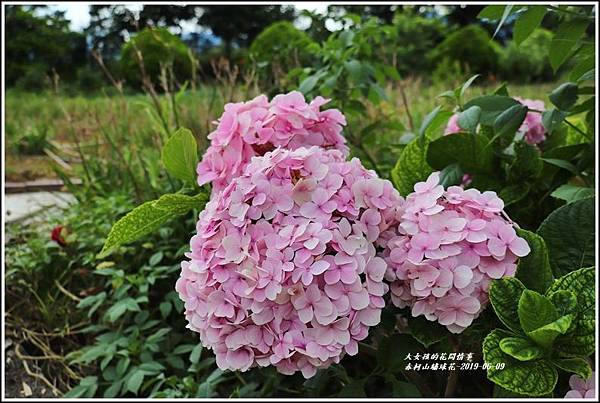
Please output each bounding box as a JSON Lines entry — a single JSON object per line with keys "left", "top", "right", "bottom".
{"left": 177, "top": 146, "right": 401, "bottom": 377}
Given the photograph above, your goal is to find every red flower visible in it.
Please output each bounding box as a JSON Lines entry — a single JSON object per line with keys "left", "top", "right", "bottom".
{"left": 51, "top": 225, "right": 67, "bottom": 247}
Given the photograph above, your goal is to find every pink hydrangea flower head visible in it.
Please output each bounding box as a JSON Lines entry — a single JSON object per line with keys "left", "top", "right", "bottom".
{"left": 196, "top": 92, "right": 349, "bottom": 193}
{"left": 516, "top": 98, "right": 547, "bottom": 145}
{"left": 565, "top": 371, "right": 595, "bottom": 399}
{"left": 178, "top": 146, "right": 402, "bottom": 377}
{"left": 378, "top": 172, "right": 530, "bottom": 333}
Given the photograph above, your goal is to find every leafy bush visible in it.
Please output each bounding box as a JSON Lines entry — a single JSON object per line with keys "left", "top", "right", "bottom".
{"left": 429, "top": 25, "right": 501, "bottom": 77}
{"left": 120, "top": 28, "right": 193, "bottom": 88}
{"left": 499, "top": 29, "right": 554, "bottom": 83}
{"left": 249, "top": 21, "right": 318, "bottom": 91}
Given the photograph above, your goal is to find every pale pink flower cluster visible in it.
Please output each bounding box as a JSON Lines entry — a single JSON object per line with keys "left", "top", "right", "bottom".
{"left": 444, "top": 98, "right": 547, "bottom": 145}
{"left": 196, "top": 91, "right": 348, "bottom": 193}
{"left": 565, "top": 372, "right": 595, "bottom": 399}
{"left": 377, "top": 172, "right": 530, "bottom": 334}
{"left": 177, "top": 146, "right": 400, "bottom": 378}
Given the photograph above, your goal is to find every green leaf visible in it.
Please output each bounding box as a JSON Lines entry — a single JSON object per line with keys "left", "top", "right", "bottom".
{"left": 483, "top": 329, "right": 558, "bottom": 396}
{"left": 457, "top": 105, "right": 481, "bottom": 134}
{"left": 499, "top": 183, "right": 530, "bottom": 207}
{"left": 438, "top": 163, "right": 463, "bottom": 188}
{"left": 549, "top": 18, "right": 590, "bottom": 72}
{"left": 427, "top": 132, "right": 495, "bottom": 174}
{"left": 551, "top": 184, "right": 595, "bottom": 204}
{"left": 106, "top": 298, "right": 140, "bottom": 322}
{"left": 547, "top": 290, "right": 578, "bottom": 316}
{"left": 159, "top": 301, "right": 172, "bottom": 318}
{"left": 509, "top": 141, "right": 543, "bottom": 180}
{"left": 64, "top": 376, "right": 98, "bottom": 398}
{"left": 491, "top": 104, "right": 528, "bottom": 145}
{"left": 390, "top": 138, "right": 432, "bottom": 197}
{"left": 570, "top": 55, "right": 595, "bottom": 81}
{"left": 103, "top": 380, "right": 123, "bottom": 398}
{"left": 459, "top": 74, "right": 480, "bottom": 99}
{"left": 549, "top": 82, "right": 579, "bottom": 111}
{"left": 190, "top": 344, "right": 203, "bottom": 364}
{"left": 127, "top": 369, "right": 145, "bottom": 394}
{"left": 538, "top": 197, "right": 595, "bottom": 277}
{"left": 515, "top": 229, "right": 554, "bottom": 293}
{"left": 389, "top": 378, "right": 422, "bottom": 397}
{"left": 478, "top": 5, "right": 507, "bottom": 19}
{"left": 499, "top": 336, "right": 545, "bottom": 361}
{"left": 545, "top": 267, "right": 595, "bottom": 357}
{"left": 489, "top": 277, "right": 526, "bottom": 333}
{"left": 464, "top": 95, "right": 520, "bottom": 125}
{"left": 541, "top": 158, "right": 579, "bottom": 175}
{"left": 514, "top": 6, "right": 547, "bottom": 45}
{"left": 161, "top": 128, "right": 198, "bottom": 185}
{"left": 493, "top": 5, "right": 514, "bottom": 38}
{"left": 407, "top": 315, "right": 448, "bottom": 348}
{"left": 518, "top": 290, "right": 558, "bottom": 333}
{"left": 526, "top": 314, "right": 573, "bottom": 348}
{"left": 153, "top": 192, "right": 208, "bottom": 215}
{"left": 298, "top": 74, "right": 320, "bottom": 94}
{"left": 542, "top": 109, "right": 567, "bottom": 134}
{"left": 418, "top": 105, "right": 442, "bottom": 147}
{"left": 551, "top": 357, "right": 592, "bottom": 379}
{"left": 100, "top": 201, "right": 178, "bottom": 257}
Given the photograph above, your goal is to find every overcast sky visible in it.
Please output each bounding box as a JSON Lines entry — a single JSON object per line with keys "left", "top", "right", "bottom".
{"left": 48, "top": 2, "right": 329, "bottom": 32}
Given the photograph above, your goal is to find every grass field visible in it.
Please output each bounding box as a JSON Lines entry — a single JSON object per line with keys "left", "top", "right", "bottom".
{"left": 5, "top": 80, "right": 559, "bottom": 182}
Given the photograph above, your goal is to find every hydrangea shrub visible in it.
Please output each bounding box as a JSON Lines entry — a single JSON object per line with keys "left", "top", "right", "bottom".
{"left": 177, "top": 146, "right": 400, "bottom": 377}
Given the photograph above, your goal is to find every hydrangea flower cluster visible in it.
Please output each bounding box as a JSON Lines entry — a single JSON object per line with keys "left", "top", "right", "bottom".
{"left": 377, "top": 172, "right": 531, "bottom": 333}
{"left": 444, "top": 98, "right": 547, "bottom": 145}
{"left": 196, "top": 91, "right": 349, "bottom": 193}
{"left": 565, "top": 372, "right": 595, "bottom": 399}
{"left": 177, "top": 146, "right": 400, "bottom": 377}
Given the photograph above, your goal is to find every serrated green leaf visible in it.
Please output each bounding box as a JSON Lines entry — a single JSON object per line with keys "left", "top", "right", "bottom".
{"left": 550, "top": 184, "right": 595, "bottom": 204}
{"left": 153, "top": 192, "right": 208, "bottom": 215}
{"left": 551, "top": 357, "right": 592, "bottom": 379}
{"left": 514, "top": 6, "right": 547, "bottom": 45}
{"left": 518, "top": 290, "right": 558, "bottom": 333}
{"left": 549, "top": 82, "right": 579, "bottom": 111}
{"left": 489, "top": 277, "right": 526, "bottom": 334}
{"left": 99, "top": 201, "right": 177, "bottom": 257}
{"left": 390, "top": 138, "right": 433, "bottom": 196}
{"left": 547, "top": 290, "right": 578, "bottom": 316}
{"left": 427, "top": 132, "right": 495, "bottom": 174}
{"left": 526, "top": 314, "right": 573, "bottom": 348}
{"left": 499, "top": 336, "right": 545, "bottom": 361}
{"left": 483, "top": 329, "right": 558, "bottom": 396}
{"left": 463, "top": 95, "right": 519, "bottom": 125}
{"left": 545, "top": 267, "right": 595, "bottom": 357}
{"left": 538, "top": 197, "right": 595, "bottom": 277}
{"left": 161, "top": 128, "right": 199, "bottom": 185}
{"left": 549, "top": 18, "right": 590, "bottom": 72}
{"left": 515, "top": 229, "right": 554, "bottom": 293}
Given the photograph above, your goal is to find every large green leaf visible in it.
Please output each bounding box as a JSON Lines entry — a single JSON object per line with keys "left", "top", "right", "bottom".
{"left": 513, "top": 6, "right": 547, "bottom": 45}
{"left": 526, "top": 314, "right": 573, "bottom": 348}
{"left": 549, "top": 18, "right": 590, "bottom": 72}
{"left": 509, "top": 141, "right": 543, "bottom": 180}
{"left": 537, "top": 197, "right": 595, "bottom": 277}
{"left": 489, "top": 277, "right": 526, "bottom": 334}
{"left": 550, "top": 184, "right": 595, "bottom": 204}
{"left": 426, "top": 132, "right": 495, "bottom": 174}
{"left": 517, "top": 290, "right": 558, "bottom": 333}
{"left": 463, "top": 95, "right": 520, "bottom": 125}
{"left": 551, "top": 358, "right": 592, "bottom": 380}
{"left": 549, "top": 82, "right": 579, "bottom": 111}
{"left": 492, "top": 104, "right": 528, "bottom": 145}
{"left": 499, "top": 336, "right": 545, "bottom": 361}
{"left": 515, "top": 229, "right": 554, "bottom": 293}
{"left": 546, "top": 290, "right": 578, "bottom": 317}
{"left": 161, "top": 128, "right": 199, "bottom": 185}
{"left": 390, "top": 138, "right": 433, "bottom": 196}
{"left": 545, "top": 267, "right": 595, "bottom": 357}
{"left": 153, "top": 192, "right": 208, "bottom": 215}
{"left": 483, "top": 329, "right": 558, "bottom": 396}
{"left": 457, "top": 105, "right": 481, "bottom": 134}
